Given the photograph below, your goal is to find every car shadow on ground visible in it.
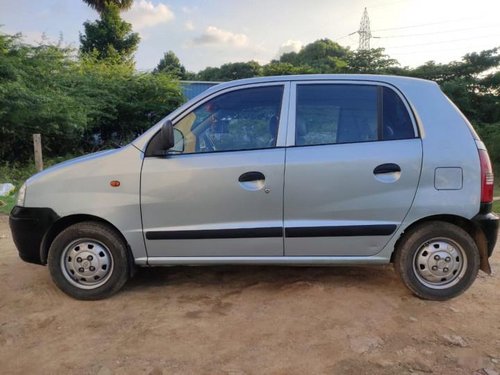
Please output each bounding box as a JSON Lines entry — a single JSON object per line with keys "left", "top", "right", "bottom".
{"left": 123, "top": 264, "right": 402, "bottom": 294}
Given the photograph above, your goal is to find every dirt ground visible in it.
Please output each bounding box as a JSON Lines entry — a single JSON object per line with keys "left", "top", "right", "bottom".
{"left": 0, "top": 215, "right": 499, "bottom": 375}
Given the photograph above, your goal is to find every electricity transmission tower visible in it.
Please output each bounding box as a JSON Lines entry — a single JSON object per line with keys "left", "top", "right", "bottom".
{"left": 358, "top": 7, "right": 371, "bottom": 50}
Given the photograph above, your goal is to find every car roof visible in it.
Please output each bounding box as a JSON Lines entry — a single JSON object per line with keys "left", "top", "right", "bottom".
{"left": 202, "top": 74, "right": 437, "bottom": 96}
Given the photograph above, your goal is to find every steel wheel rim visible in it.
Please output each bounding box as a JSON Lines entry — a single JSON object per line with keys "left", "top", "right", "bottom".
{"left": 412, "top": 237, "right": 467, "bottom": 289}
{"left": 60, "top": 239, "right": 114, "bottom": 290}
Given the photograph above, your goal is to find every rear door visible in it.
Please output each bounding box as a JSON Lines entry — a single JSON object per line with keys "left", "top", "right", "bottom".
{"left": 141, "top": 83, "right": 289, "bottom": 258}
{"left": 284, "top": 81, "right": 422, "bottom": 256}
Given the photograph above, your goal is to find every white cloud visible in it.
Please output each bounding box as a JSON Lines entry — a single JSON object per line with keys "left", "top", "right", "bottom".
{"left": 192, "top": 26, "right": 248, "bottom": 47}
{"left": 185, "top": 20, "right": 195, "bottom": 31}
{"left": 278, "top": 40, "right": 303, "bottom": 56}
{"left": 123, "top": 0, "right": 174, "bottom": 30}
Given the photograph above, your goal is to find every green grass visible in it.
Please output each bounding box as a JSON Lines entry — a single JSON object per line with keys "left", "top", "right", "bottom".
{"left": 494, "top": 172, "right": 500, "bottom": 214}
{"left": 493, "top": 163, "right": 499, "bottom": 213}
{"left": 0, "top": 163, "right": 36, "bottom": 189}
{"left": 0, "top": 194, "right": 16, "bottom": 215}
{"left": 0, "top": 162, "right": 36, "bottom": 215}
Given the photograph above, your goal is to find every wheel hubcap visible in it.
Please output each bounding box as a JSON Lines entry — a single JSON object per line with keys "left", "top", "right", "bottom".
{"left": 61, "top": 239, "right": 113, "bottom": 289}
{"left": 413, "top": 238, "right": 467, "bottom": 289}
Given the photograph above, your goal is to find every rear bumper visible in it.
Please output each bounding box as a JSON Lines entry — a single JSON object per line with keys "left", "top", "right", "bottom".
{"left": 9, "top": 206, "right": 59, "bottom": 265}
{"left": 472, "top": 209, "right": 499, "bottom": 257}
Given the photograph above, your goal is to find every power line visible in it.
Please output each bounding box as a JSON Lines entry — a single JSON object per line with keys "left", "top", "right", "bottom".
{"left": 378, "top": 24, "right": 500, "bottom": 39}
{"left": 380, "top": 33, "right": 500, "bottom": 49}
{"left": 372, "top": 17, "right": 480, "bottom": 32}
{"left": 388, "top": 43, "right": 498, "bottom": 56}
{"left": 334, "top": 33, "right": 353, "bottom": 41}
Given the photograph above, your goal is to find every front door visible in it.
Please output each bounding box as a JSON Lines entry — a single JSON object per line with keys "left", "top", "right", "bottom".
{"left": 284, "top": 82, "right": 423, "bottom": 256}
{"left": 141, "top": 84, "right": 288, "bottom": 257}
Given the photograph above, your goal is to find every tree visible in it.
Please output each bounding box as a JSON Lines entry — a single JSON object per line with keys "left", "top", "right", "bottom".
{"left": 279, "top": 39, "right": 349, "bottom": 73}
{"left": 78, "top": 60, "right": 184, "bottom": 146}
{"left": 346, "top": 48, "right": 399, "bottom": 74}
{"left": 83, "top": 0, "right": 133, "bottom": 13}
{"left": 80, "top": 3, "right": 139, "bottom": 65}
{"left": 196, "top": 66, "right": 220, "bottom": 81}
{"left": 409, "top": 48, "right": 500, "bottom": 84}
{"left": 197, "top": 61, "right": 262, "bottom": 81}
{"left": 154, "top": 51, "right": 187, "bottom": 79}
{"left": 0, "top": 31, "right": 183, "bottom": 162}
{"left": 262, "top": 62, "right": 314, "bottom": 76}
{"left": 409, "top": 48, "right": 500, "bottom": 125}
{"left": 0, "top": 33, "right": 93, "bottom": 161}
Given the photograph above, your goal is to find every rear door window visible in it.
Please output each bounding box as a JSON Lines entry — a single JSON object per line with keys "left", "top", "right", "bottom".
{"left": 382, "top": 86, "right": 415, "bottom": 140}
{"left": 295, "top": 84, "right": 415, "bottom": 146}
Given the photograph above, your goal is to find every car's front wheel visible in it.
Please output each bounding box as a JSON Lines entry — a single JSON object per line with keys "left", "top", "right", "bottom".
{"left": 48, "top": 222, "right": 130, "bottom": 300}
{"left": 394, "top": 221, "right": 480, "bottom": 300}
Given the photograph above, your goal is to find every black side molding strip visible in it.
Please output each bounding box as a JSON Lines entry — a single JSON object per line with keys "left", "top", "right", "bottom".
{"left": 146, "top": 224, "right": 397, "bottom": 240}
{"left": 285, "top": 225, "right": 397, "bottom": 238}
{"left": 146, "top": 227, "right": 283, "bottom": 240}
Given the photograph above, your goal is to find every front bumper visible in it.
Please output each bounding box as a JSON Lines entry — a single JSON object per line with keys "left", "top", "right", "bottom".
{"left": 9, "top": 206, "right": 59, "bottom": 265}
{"left": 472, "top": 208, "right": 499, "bottom": 257}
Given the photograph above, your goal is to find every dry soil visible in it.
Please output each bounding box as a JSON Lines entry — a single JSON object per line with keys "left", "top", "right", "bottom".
{"left": 0, "top": 215, "right": 499, "bottom": 375}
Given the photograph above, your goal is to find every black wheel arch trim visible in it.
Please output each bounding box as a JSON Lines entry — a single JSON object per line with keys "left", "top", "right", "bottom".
{"left": 393, "top": 212, "right": 498, "bottom": 274}
{"left": 40, "top": 214, "right": 136, "bottom": 277}
{"left": 471, "top": 210, "right": 499, "bottom": 258}
{"left": 9, "top": 206, "right": 60, "bottom": 265}
{"left": 9, "top": 207, "right": 135, "bottom": 275}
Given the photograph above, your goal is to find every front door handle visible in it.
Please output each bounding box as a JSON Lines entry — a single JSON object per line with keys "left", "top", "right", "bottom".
{"left": 239, "top": 171, "right": 265, "bottom": 182}
{"left": 373, "top": 163, "right": 401, "bottom": 174}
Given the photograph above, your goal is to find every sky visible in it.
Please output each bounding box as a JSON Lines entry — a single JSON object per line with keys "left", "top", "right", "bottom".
{"left": 1, "top": 0, "right": 500, "bottom": 72}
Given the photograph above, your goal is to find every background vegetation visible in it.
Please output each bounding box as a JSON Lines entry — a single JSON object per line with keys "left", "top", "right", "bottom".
{"left": 0, "top": 0, "right": 499, "bottom": 212}
{"left": 0, "top": 33, "right": 183, "bottom": 163}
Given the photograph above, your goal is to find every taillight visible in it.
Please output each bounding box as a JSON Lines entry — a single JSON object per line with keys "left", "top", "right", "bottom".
{"left": 479, "top": 149, "right": 494, "bottom": 203}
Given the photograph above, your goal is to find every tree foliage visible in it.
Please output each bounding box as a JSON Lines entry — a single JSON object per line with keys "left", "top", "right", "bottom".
{"left": 192, "top": 39, "right": 400, "bottom": 81}
{"left": 83, "top": 0, "right": 133, "bottom": 13}
{"left": 197, "top": 61, "right": 262, "bottom": 81}
{"left": 262, "top": 62, "right": 314, "bottom": 76}
{"left": 408, "top": 48, "right": 500, "bottom": 126}
{"left": 345, "top": 48, "right": 399, "bottom": 73}
{"left": 154, "top": 50, "right": 189, "bottom": 79}
{"left": 0, "top": 32, "right": 183, "bottom": 163}
{"left": 280, "top": 39, "right": 349, "bottom": 73}
{"left": 80, "top": 3, "right": 139, "bottom": 65}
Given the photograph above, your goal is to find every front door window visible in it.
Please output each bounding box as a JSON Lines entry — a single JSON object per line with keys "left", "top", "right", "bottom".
{"left": 171, "top": 86, "right": 284, "bottom": 154}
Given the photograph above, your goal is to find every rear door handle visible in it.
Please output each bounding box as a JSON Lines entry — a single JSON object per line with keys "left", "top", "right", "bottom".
{"left": 373, "top": 163, "right": 401, "bottom": 174}
{"left": 239, "top": 171, "right": 265, "bottom": 182}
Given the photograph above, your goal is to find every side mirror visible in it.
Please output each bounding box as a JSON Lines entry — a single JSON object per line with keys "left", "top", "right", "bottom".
{"left": 160, "top": 120, "right": 175, "bottom": 150}
{"left": 145, "top": 120, "right": 175, "bottom": 157}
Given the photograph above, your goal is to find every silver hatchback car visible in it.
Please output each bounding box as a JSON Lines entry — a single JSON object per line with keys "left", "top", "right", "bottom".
{"left": 10, "top": 74, "right": 499, "bottom": 300}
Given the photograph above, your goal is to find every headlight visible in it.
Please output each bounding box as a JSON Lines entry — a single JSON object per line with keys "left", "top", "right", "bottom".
{"left": 17, "top": 183, "right": 27, "bottom": 207}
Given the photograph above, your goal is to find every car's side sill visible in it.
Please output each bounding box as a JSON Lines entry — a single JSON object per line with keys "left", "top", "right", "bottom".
{"left": 135, "top": 256, "right": 390, "bottom": 266}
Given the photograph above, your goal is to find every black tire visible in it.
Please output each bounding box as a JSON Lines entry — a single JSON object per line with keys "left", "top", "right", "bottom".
{"left": 48, "top": 221, "right": 130, "bottom": 300}
{"left": 394, "top": 221, "right": 480, "bottom": 301}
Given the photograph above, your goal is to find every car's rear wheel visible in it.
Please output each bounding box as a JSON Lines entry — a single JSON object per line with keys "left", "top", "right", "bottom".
{"left": 394, "top": 221, "right": 480, "bottom": 300}
{"left": 48, "top": 222, "right": 129, "bottom": 300}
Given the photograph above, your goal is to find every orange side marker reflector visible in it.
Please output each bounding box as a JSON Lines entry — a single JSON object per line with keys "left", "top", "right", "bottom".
{"left": 110, "top": 180, "right": 121, "bottom": 187}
